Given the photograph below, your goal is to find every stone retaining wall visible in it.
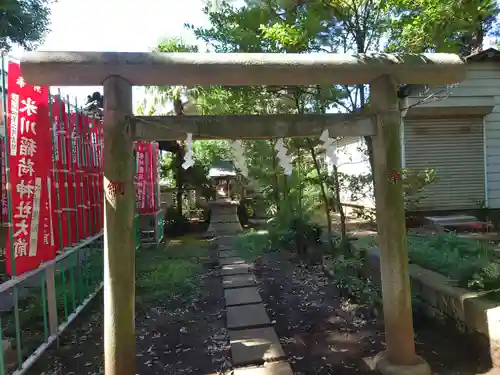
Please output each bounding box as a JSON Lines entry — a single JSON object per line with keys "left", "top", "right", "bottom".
{"left": 363, "top": 247, "right": 500, "bottom": 368}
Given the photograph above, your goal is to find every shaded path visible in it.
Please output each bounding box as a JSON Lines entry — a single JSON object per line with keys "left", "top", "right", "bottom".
{"left": 216, "top": 235, "right": 293, "bottom": 374}
{"left": 253, "top": 251, "right": 490, "bottom": 375}
{"left": 25, "top": 242, "right": 230, "bottom": 375}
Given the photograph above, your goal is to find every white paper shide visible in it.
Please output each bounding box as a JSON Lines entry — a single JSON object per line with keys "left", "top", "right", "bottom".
{"left": 231, "top": 140, "right": 248, "bottom": 177}
{"left": 320, "top": 129, "right": 338, "bottom": 173}
{"left": 182, "top": 133, "right": 194, "bottom": 170}
{"left": 275, "top": 138, "right": 293, "bottom": 176}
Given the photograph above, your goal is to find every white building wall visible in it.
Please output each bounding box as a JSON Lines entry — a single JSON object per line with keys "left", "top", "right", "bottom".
{"left": 336, "top": 136, "right": 373, "bottom": 208}
{"left": 405, "top": 62, "right": 500, "bottom": 208}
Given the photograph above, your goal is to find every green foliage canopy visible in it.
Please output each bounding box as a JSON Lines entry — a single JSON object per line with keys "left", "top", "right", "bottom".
{"left": 0, "top": 0, "right": 53, "bottom": 51}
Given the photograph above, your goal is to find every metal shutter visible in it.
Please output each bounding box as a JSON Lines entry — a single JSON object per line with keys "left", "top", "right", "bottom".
{"left": 404, "top": 118, "right": 485, "bottom": 211}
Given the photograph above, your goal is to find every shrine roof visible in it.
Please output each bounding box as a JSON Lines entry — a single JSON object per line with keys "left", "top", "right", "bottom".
{"left": 208, "top": 160, "right": 237, "bottom": 178}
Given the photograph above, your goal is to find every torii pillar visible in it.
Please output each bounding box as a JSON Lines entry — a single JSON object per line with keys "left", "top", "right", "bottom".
{"left": 102, "top": 76, "right": 136, "bottom": 375}
{"left": 370, "top": 76, "right": 430, "bottom": 375}
{"left": 19, "top": 51, "right": 466, "bottom": 375}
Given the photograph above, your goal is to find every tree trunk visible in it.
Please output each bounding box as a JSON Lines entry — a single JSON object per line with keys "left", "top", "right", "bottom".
{"left": 173, "top": 97, "right": 185, "bottom": 218}
{"left": 297, "top": 147, "right": 303, "bottom": 217}
{"left": 333, "top": 165, "right": 347, "bottom": 240}
{"left": 306, "top": 138, "right": 334, "bottom": 251}
{"left": 175, "top": 151, "right": 184, "bottom": 218}
{"left": 269, "top": 140, "right": 281, "bottom": 213}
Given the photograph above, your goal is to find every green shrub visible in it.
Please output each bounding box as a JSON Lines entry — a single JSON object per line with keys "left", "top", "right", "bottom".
{"left": 328, "top": 252, "right": 381, "bottom": 309}
{"left": 267, "top": 210, "right": 322, "bottom": 254}
{"left": 356, "top": 233, "right": 500, "bottom": 294}
{"left": 235, "top": 230, "right": 272, "bottom": 260}
{"left": 163, "top": 206, "right": 189, "bottom": 235}
{"left": 402, "top": 168, "right": 438, "bottom": 210}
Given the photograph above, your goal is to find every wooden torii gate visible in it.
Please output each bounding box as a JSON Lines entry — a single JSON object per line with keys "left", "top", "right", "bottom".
{"left": 21, "top": 52, "right": 466, "bottom": 375}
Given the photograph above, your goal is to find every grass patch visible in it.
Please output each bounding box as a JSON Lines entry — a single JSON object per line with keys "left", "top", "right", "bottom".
{"left": 356, "top": 233, "right": 500, "bottom": 294}
{"left": 0, "top": 246, "right": 103, "bottom": 370}
{"left": 136, "top": 236, "right": 210, "bottom": 306}
{"left": 235, "top": 229, "right": 272, "bottom": 261}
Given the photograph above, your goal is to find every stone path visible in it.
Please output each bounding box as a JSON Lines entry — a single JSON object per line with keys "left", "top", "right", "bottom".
{"left": 214, "top": 235, "right": 294, "bottom": 375}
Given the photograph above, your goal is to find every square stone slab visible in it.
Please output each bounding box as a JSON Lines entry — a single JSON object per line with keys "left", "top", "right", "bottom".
{"left": 233, "top": 362, "right": 294, "bottom": 375}
{"left": 227, "top": 304, "right": 270, "bottom": 329}
{"left": 230, "top": 327, "right": 285, "bottom": 365}
{"left": 218, "top": 243, "right": 235, "bottom": 249}
{"left": 223, "top": 274, "right": 256, "bottom": 289}
{"left": 219, "top": 257, "right": 246, "bottom": 266}
{"left": 225, "top": 287, "right": 262, "bottom": 306}
{"left": 222, "top": 263, "right": 252, "bottom": 276}
{"left": 219, "top": 250, "right": 239, "bottom": 258}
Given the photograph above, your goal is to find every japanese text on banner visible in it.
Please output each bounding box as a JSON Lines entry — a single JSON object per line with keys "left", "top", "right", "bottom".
{"left": 5, "top": 61, "right": 55, "bottom": 275}
{"left": 135, "top": 142, "right": 147, "bottom": 211}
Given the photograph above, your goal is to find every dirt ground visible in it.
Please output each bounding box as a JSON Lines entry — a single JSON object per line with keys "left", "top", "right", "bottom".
{"left": 23, "top": 227, "right": 492, "bottom": 375}
{"left": 254, "top": 251, "right": 491, "bottom": 375}
{"left": 26, "top": 240, "right": 231, "bottom": 375}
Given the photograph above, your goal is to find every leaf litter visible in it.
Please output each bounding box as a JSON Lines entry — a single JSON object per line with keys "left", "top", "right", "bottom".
{"left": 252, "top": 251, "right": 491, "bottom": 375}
{"left": 24, "top": 250, "right": 231, "bottom": 375}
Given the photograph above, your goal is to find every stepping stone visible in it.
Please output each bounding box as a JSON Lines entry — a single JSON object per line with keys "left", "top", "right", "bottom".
{"left": 225, "top": 287, "right": 262, "bottom": 306}
{"left": 227, "top": 304, "right": 270, "bottom": 329}
{"left": 230, "top": 327, "right": 285, "bottom": 365}
{"left": 218, "top": 246, "right": 235, "bottom": 252}
{"left": 222, "top": 263, "right": 252, "bottom": 276}
{"left": 219, "top": 257, "right": 246, "bottom": 266}
{"left": 217, "top": 237, "right": 236, "bottom": 243}
{"left": 217, "top": 242, "right": 234, "bottom": 247}
{"left": 216, "top": 234, "right": 233, "bottom": 239}
{"left": 219, "top": 250, "right": 239, "bottom": 258}
{"left": 233, "top": 362, "right": 294, "bottom": 375}
{"left": 223, "top": 274, "right": 256, "bottom": 289}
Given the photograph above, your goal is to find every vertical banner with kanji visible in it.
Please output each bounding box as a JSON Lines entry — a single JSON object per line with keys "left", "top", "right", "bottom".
{"left": 1, "top": 138, "right": 8, "bottom": 224}
{"left": 81, "top": 114, "right": 91, "bottom": 236}
{"left": 49, "top": 98, "right": 62, "bottom": 251}
{"left": 51, "top": 96, "right": 71, "bottom": 250}
{"left": 5, "top": 61, "right": 55, "bottom": 275}
{"left": 96, "top": 119, "right": 103, "bottom": 232}
{"left": 71, "top": 112, "right": 86, "bottom": 240}
{"left": 135, "top": 142, "right": 147, "bottom": 213}
{"left": 152, "top": 142, "right": 160, "bottom": 212}
{"left": 89, "top": 117, "right": 100, "bottom": 235}
{"left": 145, "top": 142, "right": 155, "bottom": 213}
{"left": 62, "top": 103, "right": 78, "bottom": 246}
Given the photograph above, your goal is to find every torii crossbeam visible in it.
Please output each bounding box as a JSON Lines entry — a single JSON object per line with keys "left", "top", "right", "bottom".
{"left": 21, "top": 51, "right": 466, "bottom": 375}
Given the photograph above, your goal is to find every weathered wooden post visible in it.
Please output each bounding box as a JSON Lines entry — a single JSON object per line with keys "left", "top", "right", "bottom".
{"left": 102, "top": 76, "right": 136, "bottom": 375}
{"left": 370, "top": 75, "right": 430, "bottom": 375}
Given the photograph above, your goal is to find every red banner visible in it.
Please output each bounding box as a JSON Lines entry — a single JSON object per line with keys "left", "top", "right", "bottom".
{"left": 1, "top": 139, "right": 8, "bottom": 224}
{"left": 88, "top": 118, "right": 103, "bottom": 233}
{"left": 53, "top": 96, "right": 78, "bottom": 249}
{"left": 61, "top": 106, "right": 78, "bottom": 245}
{"left": 152, "top": 142, "right": 160, "bottom": 212}
{"left": 84, "top": 115, "right": 93, "bottom": 235}
{"left": 96, "top": 120, "right": 103, "bottom": 232}
{"left": 70, "top": 112, "right": 86, "bottom": 240}
{"left": 89, "top": 116, "right": 98, "bottom": 235}
{"left": 135, "top": 142, "right": 147, "bottom": 212}
{"left": 145, "top": 142, "right": 155, "bottom": 213}
{"left": 5, "top": 61, "right": 56, "bottom": 275}
{"left": 135, "top": 141, "right": 160, "bottom": 214}
{"left": 80, "top": 114, "right": 91, "bottom": 236}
